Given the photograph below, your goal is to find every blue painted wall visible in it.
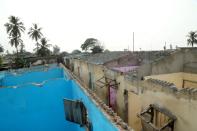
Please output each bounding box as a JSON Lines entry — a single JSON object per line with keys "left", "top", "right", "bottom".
{"left": 0, "top": 67, "right": 117, "bottom": 131}
{"left": 71, "top": 80, "right": 118, "bottom": 131}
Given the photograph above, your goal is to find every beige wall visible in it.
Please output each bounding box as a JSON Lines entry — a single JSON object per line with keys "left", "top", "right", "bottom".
{"left": 72, "top": 59, "right": 109, "bottom": 104}
{"left": 70, "top": 59, "right": 197, "bottom": 131}
{"left": 72, "top": 60, "right": 89, "bottom": 86}
{"left": 128, "top": 91, "right": 141, "bottom": 131}
{"left": 145, "top": 72, "right": 197, "bottom": 88}
{"left": 72, "top": 59, "right": 129, "bottom": 121}
{"left": 126, "top": 78, "right": 197, "bottom": 131}
{"left": 116, "top": 75, "right": 126, "bottom": 120}
{"left": 92, "top": 64, "right": 109, "bottom": 104}
{"left": 68, "top": 49, "right": 197, "bottom": 131}
{"left": 145, "top": 73, "right": 183, "bottom": 88}
{"left": 140, "top": 90, "right": 197, "bottom": 131}
{"left": 80, "top": 62, "right": 89, "bottom": 84}
{"left": 183, "top": 73, "right": 197, "bottom": 88}
{"left": 73, "top": 60, "right": 80, "bottom": 76}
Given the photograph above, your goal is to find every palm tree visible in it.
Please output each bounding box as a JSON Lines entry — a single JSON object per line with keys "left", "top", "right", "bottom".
{"left": 20, "top": 42, "right": 25, "bottom": 53}
{"left": 4, "top": 16, "right": 25, "bottom": 55}
{"left": 28, "top": 24, "right": 43, "bottom": 53}
{"left": 37, "top": 38, "right": 51, "bottom": 57}
{"left": 187, "top": 31, "right": 197, "bottom": 47}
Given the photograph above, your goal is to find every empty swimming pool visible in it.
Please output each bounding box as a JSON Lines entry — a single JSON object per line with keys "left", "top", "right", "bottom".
{"left": 0, "top": 66, "right": 118, "bottom": 131}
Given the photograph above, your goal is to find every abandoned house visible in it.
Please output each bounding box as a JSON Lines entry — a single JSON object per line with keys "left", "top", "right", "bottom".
{"left": 64, "top": 47, "right": 197, "bottom": 131}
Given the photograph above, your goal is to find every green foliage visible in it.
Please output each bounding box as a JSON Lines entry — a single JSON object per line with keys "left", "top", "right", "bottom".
{"left": 28, "top": 24, "right": 43, "bottom": 41}
{"left": 187, "top": 31, "right": 197, "bottom": 47}
{"left": 4, "top": 16, "right": 25, "bottom": 37}
{"left": 14, "top": 57, "right": 26, "bottom": 68}
{"left": 28, "top": 24, "right": 43, "bottom": 53}
{"left": 9, "top": 37, "right": 23, "bottom": 49}
{"left": 20, "top": 42, "right": 25, "bottom": 53}
{"left": 91, "top": 45, "right": 103, "bottom": 54}
{"left": 37, "top": 38, "right": 51, "bottom": 57}
{"left": 4, "top": 16, "right": 25, "bottom": 54}
{"left": 81, "top": 38, "right": 98, "bottom": 51}
{"left": 80, "top": 38, "right": 104, "bottom": 54}
{"left": 37, "top": 48, "right": 51, "bottom": 57}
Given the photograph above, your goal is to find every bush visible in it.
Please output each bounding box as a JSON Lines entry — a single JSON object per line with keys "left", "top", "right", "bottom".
{"left": 14, "top": 57, "right": 26, "bottom": 68}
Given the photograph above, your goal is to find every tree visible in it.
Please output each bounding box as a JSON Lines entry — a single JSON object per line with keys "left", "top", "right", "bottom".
{"left": 14, "top": 57, "right": 26, "bottom": 68}
{"left": 20, "top": 42, "right": 25, "bottom": 53}
{"left": 53, "top": 45, "right": 60, "bottom": 55}
{"left": 9, "top": 37, "right": 23, "bottom": 52}
{"left": 4, "top": 16, "right": 25, "bottom": 55}
{"left": 28, "top": 24, "right": 43, "bottom": 53}
{"left": 37, "top": 38, "right": 51, "bottom": 57}
{"left": 0, "top": 45, "right": 4, "bottom": 53}
{"left": 81, "top": 38, "right": 99, "bottom": 51}
{"left": 91, "top": 45, "right": 103, "bottom": 54}
{"left": 187, "top": 31, "right": 197, "bottom": 47}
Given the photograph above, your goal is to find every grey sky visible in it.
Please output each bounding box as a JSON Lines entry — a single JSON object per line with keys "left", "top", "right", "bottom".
{"left": 0, "top": 0, "right": 197, "bottom": 53}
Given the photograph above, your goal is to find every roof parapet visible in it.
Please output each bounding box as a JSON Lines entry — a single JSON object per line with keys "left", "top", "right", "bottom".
{"left": 144, "top": 78, "right": 197, "bottom": 100}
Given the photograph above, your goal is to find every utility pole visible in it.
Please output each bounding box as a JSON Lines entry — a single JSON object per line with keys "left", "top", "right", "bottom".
{"left": 133, "top": 32, "right": 134, "bottom": 52}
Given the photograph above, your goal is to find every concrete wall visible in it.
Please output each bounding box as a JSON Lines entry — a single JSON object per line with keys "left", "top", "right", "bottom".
{"left": 128, "top": 91, "right": 141, "bottom": 131}
{"left": 126, "top": 78, "right": 197, "bottom": 131}
{"left": 145, "top": 73, "right": 183, "bottom": 88}
{"left": 115, "top": 75, "right": 126, "bottom": 120}
{"left": 140, "top": 89, "right": 197, "bottom": 131}
{"left": 71, "top": 59, "right": 90, "bottom": 86}
{"left": 104, "top": 55, "right": 139, "bottom": 68}
{"left": 151, "top": 50, "right": 184, "bottom": 75}
{"left": 71, "top": 59, "right": 109, "bottom": 104}
{"left": 132, "top": 48, "right": 197, "bottom": 79}
{"left": 80, "top": 61, "right": 89, "bottom": 84}
{"left": 184, "top": 62, "right": 197, "bottom": 73}
{"left": 92, "top": 64, "right": 108, "bottom": 104}
{"left": 72, "top": 59, "right": 80, "bottom": 76}
{"left": 183, "top": 73, "right": 197, "bottom": 88}
{"left": 145, "top": 72, "right": 197, "bottom": 88}
{"left": 70, "top": 59, "right": 129, "bottom": 122}
{"left": 151, "top": 48, "right": 197, "bottom": 75}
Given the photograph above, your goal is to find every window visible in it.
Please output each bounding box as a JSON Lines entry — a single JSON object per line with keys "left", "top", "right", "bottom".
{"left": 138, "top": 104, "right": 176, "bottom": 131}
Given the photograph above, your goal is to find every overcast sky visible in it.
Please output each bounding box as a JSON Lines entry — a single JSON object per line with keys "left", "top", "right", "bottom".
{"left": 0, "top": 0, "right": 197, "bottom": 53}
